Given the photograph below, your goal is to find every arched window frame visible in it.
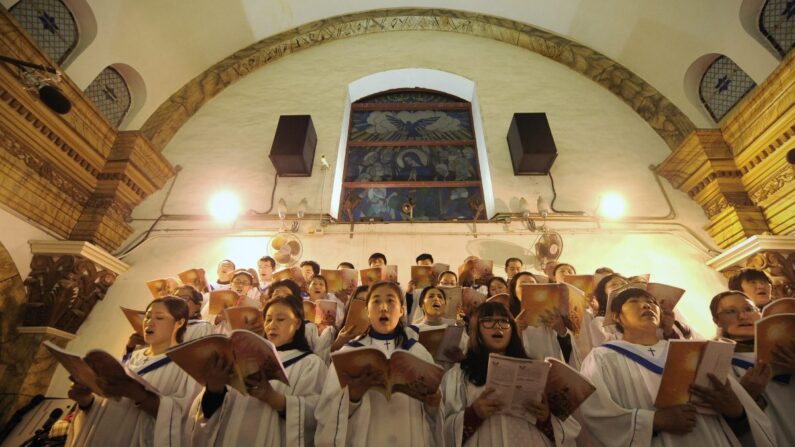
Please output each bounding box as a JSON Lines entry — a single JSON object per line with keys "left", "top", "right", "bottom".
{"left": 9, "top": 0, "right": 79, "bottom": 65}
{"left": 758, "top": 0, "right": 795, "bottom": 57}
{"left": 698, "top": 55, "right": 757, "bottom": 123}
{"left": 84, "top": 66, "right": 133, "bottom": 128}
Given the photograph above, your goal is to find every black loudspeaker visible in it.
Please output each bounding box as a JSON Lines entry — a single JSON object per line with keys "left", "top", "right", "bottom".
{"left": 269, "top": 115, "right": 316, "bottom": 177}
{"left": 506, "top": 113, "right": 558, "bottom": 175}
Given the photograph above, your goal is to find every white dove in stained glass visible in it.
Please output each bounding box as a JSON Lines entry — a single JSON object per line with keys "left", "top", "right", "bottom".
{"left": 385, "top": 115, "right": 440, "bottom": 138}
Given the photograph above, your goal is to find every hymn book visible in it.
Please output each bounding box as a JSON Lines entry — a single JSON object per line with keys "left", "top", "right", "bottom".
{"left": 562, "top": 275, "right": 596, "bottom": 297}
{"left": 411, "top": 266, "right": 434, "bottom": 289}
{"left": 321, "top": 268, "right": 358, "bottom": 294}
{"left": 271, "top": 266, "right": 307, "bottom": 291}
{"left": 486, "top": 292, "right": 511, "bottom": 308}
{"left": 756, "top": 313, "right": 795, "bottom": 376}
{"left": 208, "top": 290, "right": 240, "bottom": 315}
{"left": 438, "top": 286, "right": 462, "bottom": 319}
{"left": 417, "top": 325, "right": 465, "bottom": 363}
{"left": 544, "top": 357, "right": 597, "bottom": 420}
{"left": 44, "top": 342, "right": 158, "bottom": 400}
{"left": 178, "top": 268, "right": 209, "bottom": 293}
{"left": 146, "top": 279, "right": 169, "bottom": 299}
{"left": 341, "top": 298, "right": 369, "bottom": 337}
{"left": 166, "top": 330, "right": 289, "bottom": 394}
{"left": 520, "top": 284, "right": 587, "bottom": 334}
{"left": 655, "top": 339, "right": 735, "bottom": 412}
{"left": 224, "top": 306, "right": 263, "bottom": 331}
{"left": 120, "top": 307, "right": 145, "bottom": 337}
{"left": 462, "top": 288, "right": 487, "bottom": 310}
{"left": 302, "top": 299, "right": 338, "bottom": 326}
{"left": 331, "top": 347, "right": 444, "bottom": 401}
{"left": 761, "top": 298, "right": 795, "bottom": 317}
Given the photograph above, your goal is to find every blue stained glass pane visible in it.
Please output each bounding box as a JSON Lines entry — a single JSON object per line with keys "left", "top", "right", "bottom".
{"left": 343, "top": 187, "right": 482, "bottom": 222}
{"left": 699, "top": 56, "right": 756, "bottom": 122}
{"left": 10, "top": 0, "right": 78, "bottom": 65}
{"left": 759, "top": 0, "right": 795, "bottom": 56}
{"left": 84, "top": 67, "right": 132, "bottom": 128}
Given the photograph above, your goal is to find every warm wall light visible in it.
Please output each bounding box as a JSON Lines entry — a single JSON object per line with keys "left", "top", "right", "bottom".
{"left": 208, "top": 191, "right": 241, "bottom": 223}
{"left": 598, "top": 193, "right": 626, "bottom": 219}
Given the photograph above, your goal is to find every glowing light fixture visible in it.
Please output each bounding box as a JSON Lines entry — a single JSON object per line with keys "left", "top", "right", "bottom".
{"left": 597, "top": 193, "right": 626, "bottom": 219}
{"left": 208, "top": 191, "right": 241, "bottom": 223}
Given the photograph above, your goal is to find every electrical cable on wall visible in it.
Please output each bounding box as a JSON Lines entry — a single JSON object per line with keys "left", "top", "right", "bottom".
{"left": 546, "top": 171, "right": 585, "bottom": 215}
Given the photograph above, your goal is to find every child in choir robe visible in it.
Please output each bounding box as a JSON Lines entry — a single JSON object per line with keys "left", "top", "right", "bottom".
{"left": 589, "top": 274, "right": 628, "bottom": 346}
{"left": 406, "top": 253, "right": 435, "bottom": 320}
{"left": 504, "top": 257, "right": 524, "bottom": 282}
{"left": 188, "top": 295, "right": 327, "bottom": 446}
{"left": 368, "top": 252, "right": 387, "bottom": 268}
{"left": 66, "top": 297, "right": 199, "bottom": 447}
{"left": 442, "top": 302, "right": 580, "bottom": 446}
{"left": 307, "top": 275, "right": 345, "bottom": 328}
{"left": 300, "top": 260, "right": 321, "bottom": 285}
{"left": 509, "top": 272, "right": 578, "bottom": 367}
{"left": 728, "top": 268, "right": 774, "bottom": 309}
{"left": 314, "top": 281, "right": 443, "bottom": 446}
{"left": 271, "top": 279, "right": 335, "bottom": 363}
{"left": 174, "top": 284, "right": 214, "bottom": 341}
{"left": 578, "top": 287, "right": 775, "bottom": 447}
{"left": 210, "top": 259, "right": 235, "bottom": 291}
{"left": 258, "top": 256, "right": 276, "bottom": 293}
{"left": 710, "top": 290, "right": 795, "bottom": 446}
{"left": 412, "top": 270, "right": 459, "bottom": 324}
{"left": 416, "top": 286, "right": 467, "bottom": 367}
{"left": 487, "top": 276, "right": 509, "bottom": 298}
{"left": 331, "top": 285, "right": 369, "bottom": 352}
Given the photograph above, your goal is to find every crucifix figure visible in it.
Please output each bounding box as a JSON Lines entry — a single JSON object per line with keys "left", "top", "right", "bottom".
{"left": 647, "top": 347, "right": 656, "bottom": 356}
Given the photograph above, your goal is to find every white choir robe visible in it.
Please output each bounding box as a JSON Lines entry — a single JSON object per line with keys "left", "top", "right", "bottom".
{"left": 305, "top": 322, "right": 335, "bottom": 364}
{"left": 572, "top": 309, "right": 596, "bottom": 359}
{"left": 416, "top": 319, "right": 469, "bottom": 370}
{"left": 314, "top": 333, "right": 443, "bottom": 447}
{"left": 578, "top": 340, "right": 776, "bottom": 447}
{"left": 522, "top": 326, "right": 582, "bottom": 369}
{"left": 731, "top": 351, "right": 794, "bottom": 446}
{"left": 442, "top": 364, "right": 580, "bottom": 446}
{"left": 187, "top": 349, "right": 327, "bottom": 447}
{"left": 199, "top": 294, "right": 262, "bottom": 335}
{"left": 185, "top": 319, "right": 214, "bottom": 341}
{"left": 66, "top": 349, "right": 200, "bottom": 447}
{"left": 587, "top": 316, "right": 620, "bottom": 348}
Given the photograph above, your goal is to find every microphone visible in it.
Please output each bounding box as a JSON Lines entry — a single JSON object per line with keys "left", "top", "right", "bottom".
{"left": 19, "top": 407, "right": 63, "bottom": 447}
{"left": 0, "top": 394, "right": 43, "bottom": 443}
{"left": 39, "top": 408, "right": 63, "bottom": 433}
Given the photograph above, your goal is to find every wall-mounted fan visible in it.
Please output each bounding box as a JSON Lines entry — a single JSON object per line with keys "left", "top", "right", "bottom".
{"left": 532, "top": 230, "right": 563, "bottom": 273}
{"left": 268, "top": 232, "right": 303, "bottom": 266}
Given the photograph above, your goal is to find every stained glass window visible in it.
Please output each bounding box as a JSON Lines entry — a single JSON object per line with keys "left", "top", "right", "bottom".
{"left": 759, "top": 0, "right": 795, "bottom": 57}
{"left": 84, "top": 67, "right": 132, "bottom": 128}
{"left": 340, "top": 89, "right": 485, "bottom": 222}
{"left": 699, "top": 56, "right": 757, "bottom": 122}
{"left": 9, "top": 0, "right": 78, "bottom": 65}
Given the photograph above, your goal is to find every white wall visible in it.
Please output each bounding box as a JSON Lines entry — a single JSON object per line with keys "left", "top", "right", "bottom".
{"left": 0, "top": 206, "right": 54, "bottom": 278}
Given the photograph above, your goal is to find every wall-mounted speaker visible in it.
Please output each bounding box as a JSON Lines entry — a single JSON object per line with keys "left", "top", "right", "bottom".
{"left": 506, "top": 113, "right": 558, "bottom": 175}
{"left": 269, "top": 115, "right": 316, "bottom": 177}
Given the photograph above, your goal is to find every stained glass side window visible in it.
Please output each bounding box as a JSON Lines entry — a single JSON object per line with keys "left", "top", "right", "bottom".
{"left": 340, "top": 89, "right": 485, "bottom": 222}
{"left": 84, "top": 67, "right": 132, "bottom": 128}
{"left": 9, "top": 0, "right": 78, "bottom": 65}
{"left": 698, "top": 56, "right": 757, "bottom": 122}
{"left": 759, "top": 0, "right": 795, "bottom": 57}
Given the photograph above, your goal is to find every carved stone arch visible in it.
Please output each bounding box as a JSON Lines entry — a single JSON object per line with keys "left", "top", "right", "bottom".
{"left": 140, "top": 8, "right": 696, "bottom": 153}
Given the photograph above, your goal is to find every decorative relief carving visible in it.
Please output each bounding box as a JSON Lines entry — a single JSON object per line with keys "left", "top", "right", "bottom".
{"left": 84, "top": 196, "right": 133, "bottom": 220}
{"left": 141, "top": 8, "right": 695, "bottom": 152}
{"left": 22, "top": 254, "right": 116, "bottom": 334}
{"left": 750, "top": 167, "right": 794, "bottom": 205}
{"left": 704, "top": 193, "right": 755, "bottom": 219}
{"left": 724, "top": 251, "right": 795, "bottom": 299}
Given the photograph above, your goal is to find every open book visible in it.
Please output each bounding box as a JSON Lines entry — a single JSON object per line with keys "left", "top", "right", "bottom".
{"left": 655, "top": 339, "right": 735, "bottom": 412}
{"left": 486, "top": 293, "right": 511, "bottom": 309}
{"left": 341, "top": 298, "right": 369, "bottom": 336}
{"left": 756, "top": 313, "right": 795, "bottom": 376}
{"left": 520, "top": 283, "right": 587, "bottom": 334}
{"left": 463, "top": 288, "right": 487, "bottom": 311}
{"left": 331, "top": 346, "right": 443, "bottom": 401}
{"left": 44, "top": 342, "right": 158, "bottom": 400}
{"left": 302, "top": 299, "right": 338, "bottom": 326}
{"left": 417, "top": 325, "right": 465, "bottom": 363}
{"left": 646, "top": 283, "right": 686, "bottom": 311}
{"left": 271, "top": 266, "right": 307, "bottom": 291}
{"left": 761, "top": 298, "right": 795, "bottom": 317}
{"left": 146, "top": 278, "right": 169, "bottom": 299}
{"left": 224, "top": 306, "right": 263, "bottom": 331}
{"left": 321, "top": 268, "right": 358, "bottom": 294}
{"left": 545, "top": 357, "right": 597, "bottom": 420}
{"left": 120, "top": 307, "right": 145, "bottom": 336}
{"left": 411, "top": 266, "right": 434, "bottom": 289}
{"left": 438, "top": 286, "right": 462, "bottom": 319}
{"left": 563, "top": 275, "right": 596, "bottom": 297}
{"left": 166, "top": 330, "right": 289, "bottom": 394}
{"left": 208, "top": 290, "right": 240, "bottom": 315}
{"left": 458, "top": 259, "right": 493, "bottom": 284}
{"left": 178, "top": 268, "right": 209, "bottom": 293}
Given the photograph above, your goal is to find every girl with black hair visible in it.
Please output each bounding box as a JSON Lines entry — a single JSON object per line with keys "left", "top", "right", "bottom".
{"left": 67, "top": 297, "right": 199, "bottom": 447}
{"left": 188, "top": 295, "right": 327, "bottom": 446}
{"left": 416, "top": 286, "right": 468, "bottom": 367}
{"left": 442, "top": 302, "right": 580, "bottom": 446}
{"left": 271, "top": 279, "right": 336, "bottom": 363}
{"left": 315, "top": 281, "right": 443, "bottom": 446}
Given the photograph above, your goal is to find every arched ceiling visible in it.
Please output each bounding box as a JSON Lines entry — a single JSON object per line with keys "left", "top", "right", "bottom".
{"left": 8, "top": 0, "right": 778, "bottom": 141}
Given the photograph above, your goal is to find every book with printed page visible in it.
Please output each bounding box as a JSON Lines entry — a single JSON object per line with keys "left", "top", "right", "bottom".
{"left": 360, "top": 267, "right": 382, "bottom": 286}
{"left": 178, "top": 268, "right": 209, "bottom": 293}
{"left": 332, "top": 346, "right": 444, "bottom": 401}
{"left": 302, "top": 300, "right": 338, "bottom": 326}
{"left": 322, "top": 269, "right": 358, "bottom": 294}
{"left": 458, "top": 259, "right": 493, "bottom": 283}
{"left": 485, "top": 354, "right": 550, "bottom": 422}
{"left": 271, "top": 266, "right": 307, "bottom": 291}
{"left": 44, "top": 342, "right": 159, "bottom": 400}
{"left": 563, "top": 284, "right": 588, "bottom": 335}
{"left": 382, "top": 265, "right": 399, "bottom": 283}
{"left": 302, "top": 301, "right": 316, "bottom": 324}
{"left": 166, "top": 330, "right": 289, "bottom": 395}
{"left": 342, "top": 297, "right": 369, "bottom": 337}
{"left": 417, "top": 325, "right": 465, "bottom": 363}
{"left": 646, "top": 283, "right": 686, "bottom": 311}
{"left": 462, "top": 288, "right": 487, "bottom": 312}
{"left": 438, "top": 286, "right": 462, "bottom": 319}
{"left": 756, "top": 313, "right": 795, "bottom": 376}
{"left": 655, "top": 339, "right": 736, "bottom": 412}
{"left": 411, "top": 266, "right": 434, "bottom": 289}
{"left": 146, "top": 279, "right": 169, "bottom": 299}
{"left": 486, "top": 293, "right": 511, "bottom": 309}
{"left": 602, "top": 282, "right": 649, "bottom": 326}
{"left": 120, "top": 307, "right": 145, "bottom": 336}
{"left": 520, "top": 284, "right": 569, "bottom": 329}
{"left": 563, "top": 275, "right": 596, "bottom": 297}
{"left": 432, "top": 263, "right": 450, "bottom": 282}
{"left": 224, "top": 306, "right": 263, "bottom": 332}
{"left": 628, "top": 273, "right": 650, "bottom": 283}
{"left": 762, "top": 298, "right": 795, "bottom": 317}
{"left": 544, "top": 357, "right": 597, "bottom": 420}
{"left": 208, "top": 290, "right": 240, "bottom": 315}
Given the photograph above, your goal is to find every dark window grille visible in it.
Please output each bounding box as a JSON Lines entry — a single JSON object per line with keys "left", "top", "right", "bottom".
{"left": 9, "top": 0, "right": 78, "bottom": 65}
{"left": 698, "top": 56, "right": 756, "bottom": 122}
{"left": 759, "top": 0, "right": 795, "bottom": 57}
{"left": 84, "top": 67, "right": 132, "bottom": 128}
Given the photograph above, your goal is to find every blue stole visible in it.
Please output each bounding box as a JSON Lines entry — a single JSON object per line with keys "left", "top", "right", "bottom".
{"left": 282, "top": 351, "right": 312, "bottom": 368}
{"left": 601, "top": 341, "right": 666, "bottom": 375}
{"left": 347, "top": 329, "right": 417, "bottom": 350}
{"left": 732, "top": 355, "right": 791, "bottom": 384}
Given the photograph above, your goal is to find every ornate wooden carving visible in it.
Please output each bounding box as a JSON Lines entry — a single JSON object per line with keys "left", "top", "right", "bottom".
{"left": 22, "top": 254, "right": 116, "bottom": 334}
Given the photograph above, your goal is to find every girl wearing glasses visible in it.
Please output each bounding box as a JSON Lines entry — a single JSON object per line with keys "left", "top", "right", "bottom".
{"left": 188, "top": 295, "right": 327, "bottom": 446}
{"left": 711, "top": 291, "right": 795, "bottom": 446}
{"left": 315, "top": 281, "right": 443, "bottom": 446}
{"left": 442, "top": 301, "right": 580, "bottom": 446}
